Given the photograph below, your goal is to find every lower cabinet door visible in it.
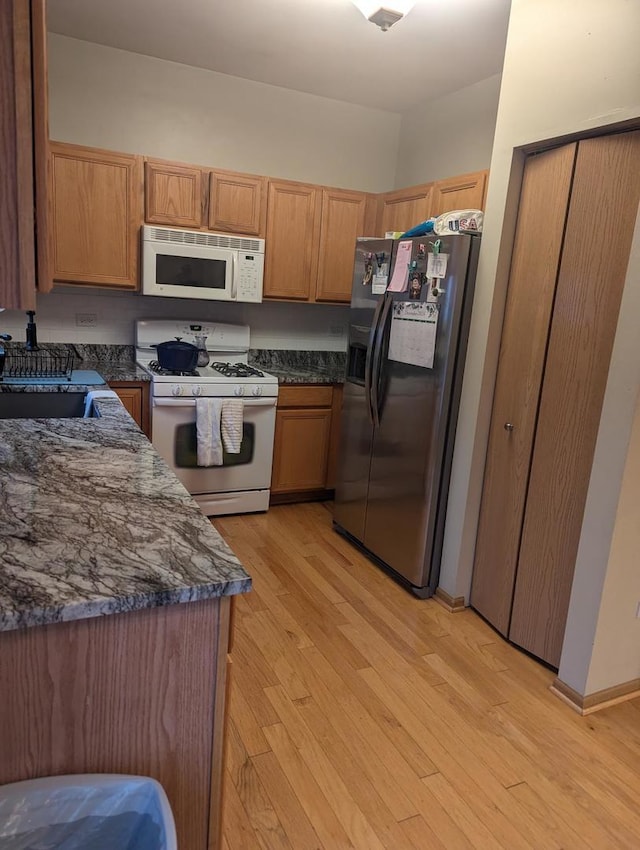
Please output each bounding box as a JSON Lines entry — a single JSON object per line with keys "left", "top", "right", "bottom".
{"left": 109, "top": 382, "right": 151, "bottom": 437}
{"left": 271, "top": 408, "right": 332, "bottom": 493}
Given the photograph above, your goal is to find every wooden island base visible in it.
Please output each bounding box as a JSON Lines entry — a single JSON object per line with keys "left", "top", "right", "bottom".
{"left": 0, "top": 596, "right": 231, "bottom": 850}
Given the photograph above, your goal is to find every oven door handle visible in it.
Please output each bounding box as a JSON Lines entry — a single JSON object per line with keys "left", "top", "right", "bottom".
{"left": 152, "top": 397, "right": 277, "bottom": 408}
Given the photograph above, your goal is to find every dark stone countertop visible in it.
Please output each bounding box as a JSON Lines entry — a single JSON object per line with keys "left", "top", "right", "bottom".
{"left": 249, "top": 349, "right": 346, "bottom": 385}
{"left": 0, "top": 389, "right": 251, "bottom": 633}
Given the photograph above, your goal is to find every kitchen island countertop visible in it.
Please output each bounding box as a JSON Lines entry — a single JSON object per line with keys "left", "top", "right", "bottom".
{"left": 0, "top": 395, "right": 250, "bottom": 633}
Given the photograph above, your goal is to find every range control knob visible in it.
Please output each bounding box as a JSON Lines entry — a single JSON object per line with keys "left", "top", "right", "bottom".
{"left": 171, "top": 384, "right": 183, "bottom": 397}
{"left": 234, "top": 385, "right": 245, "bottom": 397}
{"left": 191, "top": 385, "right": 203, "bottom": 397}
{"left": 251, "top": 385, "right": 263, "bottom": 397}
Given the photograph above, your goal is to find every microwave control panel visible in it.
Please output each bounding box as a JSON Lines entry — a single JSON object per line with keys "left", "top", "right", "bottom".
{"left": 237, "top": 253, "right": 265, "bottom": 303}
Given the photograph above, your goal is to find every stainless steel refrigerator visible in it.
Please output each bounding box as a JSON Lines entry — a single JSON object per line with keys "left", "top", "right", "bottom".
{"left": 333, "top": 233, "right": 480, "bottom": 597}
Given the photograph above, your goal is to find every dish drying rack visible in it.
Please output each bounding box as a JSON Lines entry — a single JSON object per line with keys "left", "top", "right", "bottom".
{"left": 0, "top": 349, "right": 76, "bottom": 382}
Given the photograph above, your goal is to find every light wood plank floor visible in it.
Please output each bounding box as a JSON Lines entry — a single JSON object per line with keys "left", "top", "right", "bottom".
{"left": 214, "top": 503, "right": 640, "bottom": 850}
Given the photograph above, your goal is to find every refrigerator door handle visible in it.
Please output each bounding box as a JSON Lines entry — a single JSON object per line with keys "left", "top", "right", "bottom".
{"left": 371, "top": 296, "right": 393, "bottom": 427}
{"left": 365, "top": 296, "right": 385, "bottom": 424}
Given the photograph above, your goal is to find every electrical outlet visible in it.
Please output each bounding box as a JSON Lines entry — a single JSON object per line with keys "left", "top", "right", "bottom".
{"left": 329, "top": 325, "right": 345, "bottom": 337}
{"left": 75, "top": 313, "right": 98, "bottom": 327}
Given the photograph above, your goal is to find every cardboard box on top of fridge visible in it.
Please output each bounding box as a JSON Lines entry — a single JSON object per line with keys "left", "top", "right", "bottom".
{"left": 385, "top": 231, "right": 404, "bottom": 239}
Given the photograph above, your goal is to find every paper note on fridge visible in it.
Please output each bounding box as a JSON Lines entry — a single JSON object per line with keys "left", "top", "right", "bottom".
{"left": 388, "top": 302, "right": 439, "bottom": 369}
{"left": 426, "top": 252, "right": 449, "bottom": 279}
{"left": 387, "top": 241, "right": 412, "bottom": 292}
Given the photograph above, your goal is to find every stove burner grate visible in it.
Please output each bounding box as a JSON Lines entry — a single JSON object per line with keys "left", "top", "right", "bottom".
{"left": 210, "top": 362, "right": 264, "bottom": 378}
{"left": 148, "top": 360, "right": 199, "bottom": 377}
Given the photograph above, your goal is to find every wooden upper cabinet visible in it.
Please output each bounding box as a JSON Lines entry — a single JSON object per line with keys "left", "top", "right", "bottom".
{"left": 51, "top": 143, "right": 142, "bottom": 289}
{"left": 377, "top": 183, "right": 432, "bottom": 236}
{"left": 0, "top": 0, "right": 50, "bottom": 310}
{"left": 315, "top": 188, "right": 367, "bottom": 303}
{"left": 209, "top": 170, "right": 267, "bottom": 237}
{"left": 145, "top": 160, "right": 204, "bottom": 228}
{"left": 431, "top": 170, "right": 488, "bottom": 217}
{"left": 264, "top": 180, "right": 321, "bottom": 300}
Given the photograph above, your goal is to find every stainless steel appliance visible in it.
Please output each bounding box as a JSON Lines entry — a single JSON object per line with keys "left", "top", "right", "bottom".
{"left": 136, "top": 319, "right": 279, "bottom": 516}
{"left": 142, "top": 226, "right": 265, "bottom": 303}
{"left": 333, "top": 234, "right": 480, "bottom": 597}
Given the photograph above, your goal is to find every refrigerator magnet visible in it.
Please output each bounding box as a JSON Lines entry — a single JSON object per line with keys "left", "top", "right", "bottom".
{"left": 362, "top": 260, "right": 373, "bottom": 286}
{"left": 408, "top": 272, "right": 423, "bottom": 300}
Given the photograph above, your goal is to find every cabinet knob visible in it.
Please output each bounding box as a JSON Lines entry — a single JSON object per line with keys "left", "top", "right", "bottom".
{"left": 504, "top": 422, "right": 515, "bottom": 432}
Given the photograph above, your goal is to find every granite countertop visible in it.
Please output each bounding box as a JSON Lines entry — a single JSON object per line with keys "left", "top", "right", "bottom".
{"left": 1, "top": 343, "right": 150, "bottom": 384}
{"left": 249, "top": 349, "right": 346, "bottom": 385}
{"left": 0, "top": 393, "right": 251, "bottom": 633}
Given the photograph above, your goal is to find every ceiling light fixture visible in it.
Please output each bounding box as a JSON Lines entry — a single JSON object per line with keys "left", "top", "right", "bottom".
{"left": 352, "top": 0, "right": 416, "bottom": 31}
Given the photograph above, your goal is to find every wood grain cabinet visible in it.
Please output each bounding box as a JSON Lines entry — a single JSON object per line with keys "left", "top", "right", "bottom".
{"left": 209, "top": 170, "right": 267, "bottom": 236}
{"left": 144, "top": 160, "right": 267, "bottom": 237}
{"left": 271, "top": 384, "right": 343, "bottom": 499}
{"left": 431, "top": 170, "right": 487, "bottom": 217}
{"left": 50, "top": 142, "right": 142, "bottom": 289}
{"left": 0, "top": 0, "right": 51, "bottom": 310}
{"left": 315, "top": 189, "right": 368, "bottom": 303}
{"left": 264, "top": 180, "right": 321, "bottom": 300}
{"left": 109, "top": 381, "right": 151, "bottom": 437}
{"left": 145, "top": 160, "right": 204, "bottom": 228}
{"left": 376, "top": 169, "right": 488, "bottom": 236}
{"left": 377, "top": 183, "right": 433, "bottom": 237}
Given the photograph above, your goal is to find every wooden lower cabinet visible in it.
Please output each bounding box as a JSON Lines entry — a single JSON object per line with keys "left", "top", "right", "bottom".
{"left": 270, "top": 384, "right": 342, "bottom": 500}
{"left": 109, "top": 381, "right": 151, "bottom": 437}
{"left": 0, "top": 596, "right": 233, "bottom": 850}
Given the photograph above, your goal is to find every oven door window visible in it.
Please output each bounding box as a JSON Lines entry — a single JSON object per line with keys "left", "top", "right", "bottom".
{"left": 174, "top": 422, "right": 255, "bottom": 468}
{"left": 156, "top": 254, "right": 227, "bottom": 290}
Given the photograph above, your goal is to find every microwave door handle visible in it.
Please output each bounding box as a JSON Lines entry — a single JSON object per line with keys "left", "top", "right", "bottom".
{"left": 231, "top": 254, "right": 238, "bottom": 300}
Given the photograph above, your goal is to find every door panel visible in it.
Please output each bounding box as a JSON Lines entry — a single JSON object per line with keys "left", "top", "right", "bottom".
{"left": 363, "top": 237, "right": 472, "bottom": 588}
{"left": 271, "top": 408, "right": 332, "bottom": 492}
{"left": 431, "top": 170, "right": 488, "bottom": 217}
{"left": 470, "top": 144, "right": 577, "bottom": 635}
{"left": 145, "top": 161, "right": 204, "bottom": 228}
{"left": 209, "top": 170, "right": 267, "bottom": 237}
{"left": 510, "top": 131, "right": 640, "bottom": 667}
{"left": 316, "top": 189, "right": 367, "bottom": 303}
{"left": 263, "top": 180, "right": 320, "bottom": 300}
{"left": 378, "top": 184, "right": 432, "bottom": 236}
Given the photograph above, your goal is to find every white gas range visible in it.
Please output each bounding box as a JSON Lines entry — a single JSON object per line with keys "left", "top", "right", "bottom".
{"left": 136, "top": 319, "right": 279, "bottom": 516}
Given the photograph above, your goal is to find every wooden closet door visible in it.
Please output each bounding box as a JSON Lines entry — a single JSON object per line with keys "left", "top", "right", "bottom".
{"left": 470, "top": 144, "right": 577, "bottom": 634}
{"left": 510, "top": 131, "right": 640, "bottom": 667}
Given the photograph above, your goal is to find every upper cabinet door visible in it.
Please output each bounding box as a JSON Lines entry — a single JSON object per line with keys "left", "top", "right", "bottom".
{"left": 431, "top": 170, "right": 488, "bottom": 217}
{"left": 378, "top": 184, "right": 433, "bottom": 236}
{"left": 145, "top": 160, "right": 204, "bottom": 228}
{"left": 209, "top": 170, "right": 267, "bottom": 237}
{"left": 51, "top": 143, "right": 142, "bottom": 289}
{"left": 264, "top": 180, "right": 321, "bottom": 300}
{"left": 315, "top": 189, "right": 367, "bottom": 303}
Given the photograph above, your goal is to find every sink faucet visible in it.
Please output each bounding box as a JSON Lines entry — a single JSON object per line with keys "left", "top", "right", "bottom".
{"left": 25, "top": 311, "right": 38, "bottom": 351}
{"left": 0, "top": 333, "right": 12, "bottom": 376}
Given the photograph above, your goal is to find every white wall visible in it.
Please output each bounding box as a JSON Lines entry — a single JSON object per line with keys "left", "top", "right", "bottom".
{"left": 394, "top": 75, "right": 501, "bottom": 188}
{"left": 437, "top": 0, "right": 640, "bottom": 696}
{"left": 0, "top": 288, "right": 349, "bottom": 351}
{"left": 49, "top": 35, "right": 400, "bottom": 193}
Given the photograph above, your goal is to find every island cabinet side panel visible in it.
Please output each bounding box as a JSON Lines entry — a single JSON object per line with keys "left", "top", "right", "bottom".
{"left": 0, "top": 597, "right": 227, "bottom": 850}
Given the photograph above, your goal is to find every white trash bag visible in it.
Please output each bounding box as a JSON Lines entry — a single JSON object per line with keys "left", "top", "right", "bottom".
{"left": 0, "top": 775, "right": 177, "bottom": 850}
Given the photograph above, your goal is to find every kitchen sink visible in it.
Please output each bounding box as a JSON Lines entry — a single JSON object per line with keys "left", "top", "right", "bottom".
{"left": 0, "top": 393, "right": 88, "bottom": 419}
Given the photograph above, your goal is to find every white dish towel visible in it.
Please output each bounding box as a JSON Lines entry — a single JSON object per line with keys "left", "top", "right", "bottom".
{"left": 196, "top": 398, "right": 223, "bottom": 467}
{"left": 221, "top": 400, "right": 244, "bottom": 454}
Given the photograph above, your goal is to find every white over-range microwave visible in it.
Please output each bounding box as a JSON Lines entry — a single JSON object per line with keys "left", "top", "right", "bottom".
{"left": 142, "top": 225, "right": 265, "bottom": 303}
